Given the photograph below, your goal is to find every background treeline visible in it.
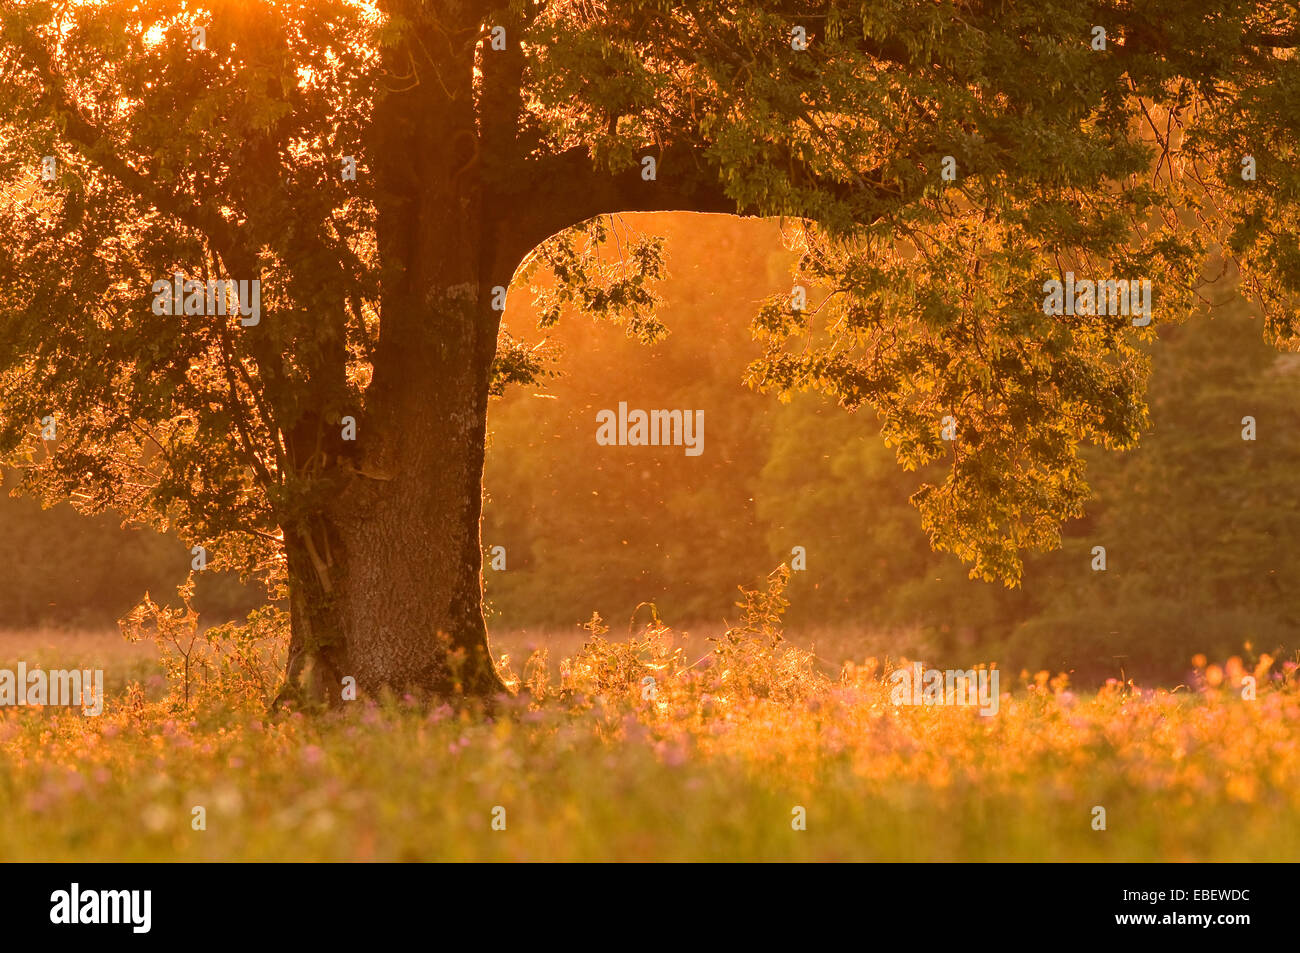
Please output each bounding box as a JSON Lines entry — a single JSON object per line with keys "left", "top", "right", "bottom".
{"left": 0, "top": 477, "right": 261, "bottom": 629}
{"left": 3, "top": 214, "right": 1295, "bottom": 683}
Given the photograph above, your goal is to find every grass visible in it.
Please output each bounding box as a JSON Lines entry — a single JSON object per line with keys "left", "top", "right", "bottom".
{"left": 1, "top": 594, "right": 1297, "bottom": 862}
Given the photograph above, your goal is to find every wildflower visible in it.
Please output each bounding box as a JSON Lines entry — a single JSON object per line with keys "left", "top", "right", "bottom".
{"left": 654, "top": 739, "right": 688, "bottom": 767}
{"left": 428, "top": 704, "right": 454, "bottom": 723}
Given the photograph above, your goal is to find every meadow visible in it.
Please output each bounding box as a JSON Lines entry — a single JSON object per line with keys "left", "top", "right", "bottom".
{"left": 1, "top": 576, "right": 1296, "bottom": 862}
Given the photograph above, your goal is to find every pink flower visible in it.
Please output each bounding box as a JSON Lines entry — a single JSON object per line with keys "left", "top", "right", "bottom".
{"left": 655, "top": 739, "right": 688, "bottom": 767}
{"left": 428, "top": 704, "right": 454, "bottom": 723}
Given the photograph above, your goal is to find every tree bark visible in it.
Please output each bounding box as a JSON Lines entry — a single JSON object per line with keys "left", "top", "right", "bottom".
{"left": 274, "top": 291, "right": 506, "bottom": 706}
{"left": 274, "top": 2, "right": 509, "bottom": 704}
{"left": 324, "top": 303, "right": 505, "bottom": 699}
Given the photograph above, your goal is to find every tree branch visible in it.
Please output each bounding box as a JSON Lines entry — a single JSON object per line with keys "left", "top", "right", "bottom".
{"left": 498, "top": 144, "right": 747, "bottom": 283}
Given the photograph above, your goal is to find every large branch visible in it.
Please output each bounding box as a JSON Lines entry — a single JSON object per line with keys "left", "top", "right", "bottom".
{"left": 1247, "top": 30, "right": 1300, "bottom": 47}
{"left": 496, "top": 144, "right": 743, "bottom": 282}
{"left": 497, "top": 136, "right": 892, "bottom": 284}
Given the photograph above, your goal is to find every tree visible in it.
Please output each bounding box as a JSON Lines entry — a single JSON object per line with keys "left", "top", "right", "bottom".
{"left": 0, "top": 0, "right": 1295, "bottom": 704}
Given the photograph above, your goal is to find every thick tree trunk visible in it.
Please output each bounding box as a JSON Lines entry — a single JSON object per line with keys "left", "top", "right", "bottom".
{"left": 325, "top": 289, "right": 505, "bottom": 700}
{"left": 275, "top": 2, "right": 509, "bottom": 705}
{"left": 276, "top": 282, "right": 507, "bottom": 706}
